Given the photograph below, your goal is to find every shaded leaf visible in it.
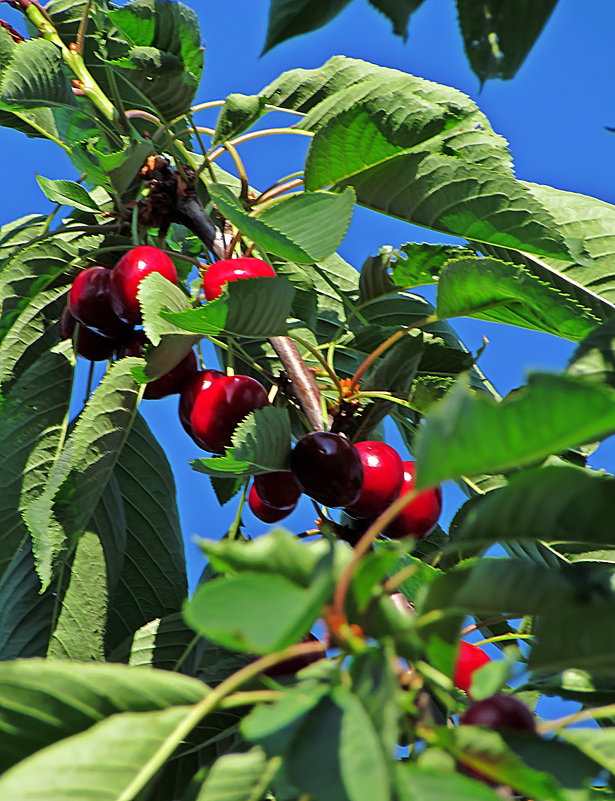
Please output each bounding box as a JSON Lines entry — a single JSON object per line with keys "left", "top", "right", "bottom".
{"left": 193, "top": 748, "right": 272, "bottom": 801}
{"left": 392, "top": 243, "right": 476, "bottom": 288}
{"left": 263, "top": 0, "right": 352, "bottom": 52}
{"left": 368, "top": 0, "right": 426, "bottom": 39}
{"left": 395, "top": 764, "right": 502, "bottom": 801}
{"left": 568, "top": 318, "right": 615, "bottom": 389}
{"left": 0, "top": 36, "right": 74, "bottom": 109}
{"left": 561, "top": 729, "right": 615, "bottom": 775}
{"left": 531, "top": 605, "right": 615, "bottom": 673}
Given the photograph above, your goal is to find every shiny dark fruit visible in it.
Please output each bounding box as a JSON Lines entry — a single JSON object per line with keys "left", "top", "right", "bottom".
{"left": 60, "top": 307, "right": 118, "bottom": 361}
{"left": 454, "top": 641, "right": 492, "bottom": 695}
{"left": 121, "top": 330, "right": 198, "bottom": 399}
{"left": 460, "top": 694, "right": 535, "bottom": 731}
{"left": 178, "top": 369, "right": 225, "bottom": 436}
{"left": 290, "top": 432, "right": 363, "bottom": 508}
{"left": 203, "top": 257, "right": 276, "bottom": 301}
{"left": 68, "top": 267, "right": 133, "bottom": 338}
{"left": 345, "top": 440, "right": 404, "bottom": 519}
{"left": 248, "top": 484, "right": 296, "bottom": 523}
{"left": 263, "top": 633, "right": 325, "bottom": 678}
{"left": 187, "top": 374, "right": 269, "bottom": 454}
{"left": 385, "top": 461, "right": 442, "bottom": 540}
{"left": 253, "top": 471, "right": 301, "bottom": 511}
{"left": 110, "top": 245, "right": 178, "bottom": 324}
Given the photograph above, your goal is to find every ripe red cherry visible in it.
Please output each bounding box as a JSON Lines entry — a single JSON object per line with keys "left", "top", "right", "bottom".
{"left": 263, "top": 633, "right": 325, "bottom": 678}
{"left": 248, "top": 483, "right": 296, "bottom": 523}
{"left": 187, "top": 374, "right": 269, "bottom": 453}
{"left": 290, "top": 432, "right": 363, "bottom": 508}
{"left": 68, "top": 267, "right": 133, "bottom": 338}
{"left": 120, "top": 331, "right": 198, "bottom": 399}
{"left": 203, "top": 257, "right": 276, "bottom": 301}
{"left": 345, "top": 441, "right": 404, "bottom": 519}
{"left": 253, "top": 471, "right": 301, "bottom": 511}
{"left": 110, "top": 246, "right": 178, "bottom": 324}
{"left": 385, "top": 461, "right": 442, "bottom": 540}
{"left": 454, "top": 641, "right": 492, "bottom": 695}
{"left": 60, "top": 306, "right": 119, "bottom": 361}
{"left": 460, "top": 694, "right": 535, "bottom": 731}
{"left": 178, "top": 369, "right": 225, "bottom": 435}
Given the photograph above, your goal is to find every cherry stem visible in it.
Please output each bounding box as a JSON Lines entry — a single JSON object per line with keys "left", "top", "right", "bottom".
{"left": 207, "top": 127, "right": 313, "bottom": 162}
{"left": 251, "top": 178, "right": 304, "bottom": 207}
{"left": 224, "top": 228, "right": 243, "bottom": 259}
{"left": 538, "top": 703, "right": 615, "bottom": 733}
{"left": 332, "top": 487, "right": 419, "bottom": 621}
{"left": 472, "top": 633, "right": 533, "bottom": 646}
{"left": 382, "top": 562, "right": 419, "bottom": 593}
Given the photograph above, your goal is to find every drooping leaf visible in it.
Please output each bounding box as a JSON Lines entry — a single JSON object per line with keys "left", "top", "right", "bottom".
{"left": 263, "top": 0, "right": 352, "bottom": 53}
{"left": 456, "top": 0, "right": 559, "bottom": 83}
{"left": 213, "top": 93, "right": 267, "bottom": 145}
{"left": 414, "top": 373, "right": 615, "bottom": 490}
{"left": 436, "top": 257, "right": 599, "bottom": 341}
{"left": 568, "top": 318, "right": 615, "bottom": 389}
{"left": 367, "top": 0, "right": 426, "bottom": 39}
{"left": 192, "top": 407, "right": 291, "bottom": 479}
{"left": 36, "top": 176, "right": 100, "bottom": 213}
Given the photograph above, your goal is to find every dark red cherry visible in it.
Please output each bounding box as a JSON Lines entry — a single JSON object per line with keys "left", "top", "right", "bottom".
{"left": 454, "top": 641, "right": 492, "bottom": 695}
{"left": 121, "top": 331, "right": 198, "bottom": 399}
{"left": 345, "top": 441, "right": 404, "bottom": 519}
{"left": 248, "top": 484, "right": 296, "bottom": 523}
{"left": 188, "top": 374, "right": 269, "bottom": 454}
{"left": 263, "top": 633, "right": 325, "bottom": 678}
{"left": 60, "top": 307, "right": 118, "bottom": 361}
{"left": 460, "top": 694, "right": 535, "bottom": 731}
{"left": 385, "top": 461, "right": 442, "bottom": 540}
{"left": 290, "top": 432, "right": 363, "bottom": 508}
{"left": 253, "top": 471, "right": 301, "bottom": 511}
{"left": 68, "top": 267, "right": 133, "bottom": 338}
{"left": 203, "top": 257, "right": 276, "bottom": 301}
{"left": 178, "top": 369, "right": 225, "bottom": 435}
{"left": 110, "top": 246, "right": 178, "bottom": 324}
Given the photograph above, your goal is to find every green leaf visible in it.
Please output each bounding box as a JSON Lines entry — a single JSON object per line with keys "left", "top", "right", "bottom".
{"left": 395, "top": 764, "right": 502, "bottom": 801}
{"left": 392, "top": 243, "right": 476, "bottom": 289}
{"left": 162, "top": 275, "right": 295, "bottom": 338}
{"left": 414, "top": 373, "right": 615, "bottom": 490}
{"left": 213, "top": 93, "right": 267, "bottom": 145}
{"left": 208, "top": 184, "right": 355, "bottom": 264}
{"left": 457, "top": 0, "right": 559, "bottom": 83}
{"left": 452, "top": 465, "right": 615, "bottom": 549}
{"left": 0, "top": 705, "right": 192, "bottom": 801}
{"left": 192, "top": 407, "right": 291, "bottom": 478}
{"left": 530, "top": 605, "right": 615, "bottom": 673}
{"left": 105, "top": 413, "right": 187, "bottom": 653}
{"left": 36, "top": 176, "right": 100, "bottom": 213}
{"left": 0, "top": 214, "right": 47, "bottom": 264}
{"left": 138, "top": 271, "right": 193, "bottom": 345}
{"left": 184, "top": 568, "right": 329, "bottom": 654}
{"left": 23, "top": 357, "right": 144, "bottom": 588}
{"left": 436, "top": 257, "right": 599, "bottom": 341}
{"left": 568, "top": 318, "right": 615, "bottom": 389}
{"left": 193, "top": 748, "right": 272, "bottom": 801}
{"left": 362, "top": 329, "right": 424, "bottom": 396}
{"left": 263, "top": 0, "right": 352, "bottom": 52}
{"left": 561, "top": 730, "right": 615, "bottom": 775}
{"left": 367, "top": 0, "right": 426, "bottom": 38}
{"left": 0, "top": 660, "right": 205, "bottom": 773}
{"left": 0, "top": 37, "right": 75, "bottom": 109}
{"left": 349, "top": 645, "right": 400, "bottom": 758}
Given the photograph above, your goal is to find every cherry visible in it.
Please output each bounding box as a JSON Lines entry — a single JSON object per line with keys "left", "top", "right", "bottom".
{"left": 248, "top": 483, "right": 296, "bottom": 523}
{"left": 454, "top": 641, "right": 492, "bottom": 695}
{"left": 253, "top": 471, "right": 301, "bottom": 511}
{"left": 202, "top": 257, "right": 276, "bottom": 301}
{"left": 290, "top": 432, "right": 363, "bottom": 508}
{"left": 110, "top": 245, "right": 178, "bottom": 324}
{"left": 120, "top": 331, "right": 198, "bottom": 399}
{"left": 60, "top": 306, "right": 119, "bottom": 361}
{"left": 345, "top": 441, "right": 404, "bottom": 519}
{"left": 178, "top": 369, "right": 225, "bottom": 435}
{"left": 385, "top": 461, "right": 442, "bottom": 540}
{"left": 263, "top": 633, "right": 325, "bottom": 678}
{"left": 68, "top": 267, "right": 133, "bottom": 339}
{"left": 186, "top": 373, "right": 269, "bottom": 453}
{"left": 460, "top": 694, "right": 535, "bottom": 731}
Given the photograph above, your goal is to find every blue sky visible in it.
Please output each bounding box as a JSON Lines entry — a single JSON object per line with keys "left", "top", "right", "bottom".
{"left": 2, "top": 0, "right": 615, "bottom": 678}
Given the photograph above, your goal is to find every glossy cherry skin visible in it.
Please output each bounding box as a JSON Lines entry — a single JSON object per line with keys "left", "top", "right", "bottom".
{"left": 253, "top": 471, "right": 301, "bottom": 511}
{"left": 178, "top": 369, "right": 225, "bottom": 435}
{"left": 460, "top": 694, "right": 535, "bottom": 732}
{"left": 60, "top": 306, "right": 119, "bottom": 361}
{"left": 345, "top": 441, "right": 404, "bottom": 519}
{"left": 263, "top": 633, "right": 325, "bottom": 678}
{"left": 454, "top": 641, "right": 492, "bottom": 695}
{"left": 110, "top": 246, "right": 178, "bottom": 324}
{"left": 68, "top": 267, "right": 133, "bottom": 338}
{"left": 248, "top": 484, "right": 296, "bottom": 524}
{"left": 187, "top": 374, "right": 269, "bottom": 454}
{"left": 385, "top": 461, "right": 442, "bottom": 540}
{"left": 121, "top": 331, "right": 198, "bottom": 400}
{"left": 203, "top": 257, "right": 276, "bottom": 301}
{"left": 290, "top": 432, "right": 363, "bottom": 508}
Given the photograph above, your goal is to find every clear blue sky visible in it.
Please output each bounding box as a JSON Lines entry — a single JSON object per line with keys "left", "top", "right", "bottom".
{"left": 2, "top": 0, "right": 615, "bottom": 618}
